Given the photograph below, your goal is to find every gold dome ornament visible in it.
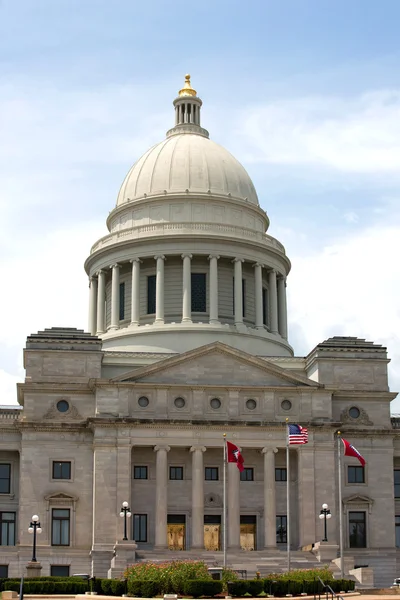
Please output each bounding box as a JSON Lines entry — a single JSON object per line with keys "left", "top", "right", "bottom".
{"left": 179, "top": 74, "right": 197, "bottom": 97}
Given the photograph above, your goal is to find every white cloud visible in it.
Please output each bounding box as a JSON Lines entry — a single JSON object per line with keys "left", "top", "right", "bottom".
{"left": 343, "top": 211, "right": 359, "bottom": 223}
{"left": 235, "top": 90, "right": 400, "bottom": 174}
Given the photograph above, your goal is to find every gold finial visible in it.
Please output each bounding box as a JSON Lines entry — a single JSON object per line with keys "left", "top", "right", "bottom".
{"left": 179, "top": 74, "right": 197, "bottom": 97}
{"left": 223, "top": 433, "right": 227, "bottom": 438}
{"left": 337, "top": 431, "right": 341, "bottom": 436}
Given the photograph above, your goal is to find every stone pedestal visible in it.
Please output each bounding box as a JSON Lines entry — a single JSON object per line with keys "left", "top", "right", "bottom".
{"left": 107, "top": 540, "right": 138, "bottom": 579}
{"left": 90, "top": 544, "right": 115, "bottom": 578}
{"left": 26, "top": 561, "right": 43, "bottom": 578}
{"left": 332, "top": 555, "right": 355, "bottom": 575}
{"left": 312, "top": 541, "right": 339, "bottom": 562}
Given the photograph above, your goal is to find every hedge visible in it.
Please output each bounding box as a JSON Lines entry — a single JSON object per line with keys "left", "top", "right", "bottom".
{"left": 183, "top": 579, "right": 223, "bottom": 598}
{"left": 127, "top": 579, "right": 161, "bottom": 597}
{"left": 2, "top": 580, "right": 88, "bottom": 594}
{"left": 228, "top": 580, "right": 264, "bottom": 597}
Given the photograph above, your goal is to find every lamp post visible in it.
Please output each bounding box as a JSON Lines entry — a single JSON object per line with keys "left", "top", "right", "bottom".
{"left": 319, "top": 503, "right": 332, "bottom": 542}
{"left": 28, "top": 515, "right": 42, "bottom": 562}
{"left": 119, "top": 501, "right": 132, "bottom": 541}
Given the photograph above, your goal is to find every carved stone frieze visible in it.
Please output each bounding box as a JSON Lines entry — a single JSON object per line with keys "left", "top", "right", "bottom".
{"left": 205, "top": 493, "right": 222, "bottom": 507}
{"left": 43, "top": 401, "right": 84, "bottom": 421}
{"left": 340, "top": 406, "right": 373, "bottom": 426}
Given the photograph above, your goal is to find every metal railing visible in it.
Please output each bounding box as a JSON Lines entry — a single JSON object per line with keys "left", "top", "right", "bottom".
{"left": 315, "top": 577, "right": 345, "bottom": 600}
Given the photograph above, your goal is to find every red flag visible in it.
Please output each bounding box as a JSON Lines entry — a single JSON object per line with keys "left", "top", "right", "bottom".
{"left": 342, "top": 438, "right": 366, "bottom": 466}
{"left": 226, "top": 441, "right": 244, "bottom": 472}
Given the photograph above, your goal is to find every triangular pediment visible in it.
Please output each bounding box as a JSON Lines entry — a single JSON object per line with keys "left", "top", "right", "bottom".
{"left": 343, "top": 494, "right": 374, "bottom": 506}
{"left": 112, "top": 342, "right": 320, "bottom": 388}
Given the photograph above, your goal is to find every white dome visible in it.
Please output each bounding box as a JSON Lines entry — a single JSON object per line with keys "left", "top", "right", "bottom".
{"left": 116, "top": 132, "right": 259, "bottom": 206}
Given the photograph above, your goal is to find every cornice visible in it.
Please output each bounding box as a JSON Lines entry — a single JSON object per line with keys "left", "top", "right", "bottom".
{"left": 331, "top": 390, "right": 397, "bottom": 399}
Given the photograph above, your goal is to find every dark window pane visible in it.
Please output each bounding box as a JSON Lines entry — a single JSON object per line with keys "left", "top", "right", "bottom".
{"left": 395, "top": 470, "right": 400, "bottom": 498}
{"left": 348, "top": 466, "right": 365, "bottom": 484}
{"left": 0, "top": 565, "right": 8, "bottom": 578}
{"left": 205, "top": 467, "right": 218, "bottom": 481}
{"left": 134, "top": 466, "right": 148, "bottom": 480}
{"left": 53, "top": 462, "right": 71, "bottom": 480}
{"left": 396, "top": 516, "right": 400, "bottom": 548}
{"left": 147, "top": 275, "right": 156, "bottom": 314}
{"left": 191, "top": 274, "right": 206, "bottom": 312}
{"left": 52, "top": 509, "right": 70, "bottom": 546}
{"left": 0, "top": 464, "right": 10, "bottom": 494}
{"left": 262, "top": 288, "right": 268, "bottom": 325}
{"left": 275, "top": 468, "right": 287, "bottom": 482}
{"left": 0, "top": 512, "right": 16, "bottom": 546}
{"left": 276, "top": 516, "right": 287, "bottom": 543}
{"left": 170, "top": 467, "right": 183, "bottom": 480}
{"left": 349, "top": 511, "right": 366, "bottom": 548}
{"left": 51, "top": 565, "right": 70, "bottom": 577}
{"left": 119, "top": 282, "right": 125, "bottom": 320}
{"left": 240, "top": 468, "right": 254, "bottom": 481}
{"left": 133, "top": 514, "right": 147, "bottom": 542}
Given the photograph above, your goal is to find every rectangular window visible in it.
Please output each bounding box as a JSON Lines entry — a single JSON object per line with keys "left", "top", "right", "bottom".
{"left": 191, "top": 273, "right": 206, "bottom": 312}
{"left": 51, "top": 509, "right": 70, "bottom": 546}
{"left": 349, "top": 511, "right": 366, "bottom": 548}
{"left": 348, "top": 466, "right": 365, "bottom": 484}
{"left": 170, "top": 466, "right": 183, "bottom": 480}
{"left": 276, "top": 515, "right": 287, "bottom": 543}
{"left": 205, "top": 467, "right": 219, "bottom": 481}
{"left": 119, "top": 282, "right": 125, "bottom": 320}
{"left": 51, "top": 565, "right": 70, "bottom": 577}
{"left": 147, "top": 275, "right": 156, "bottom": 314}
{"left": 262, "top": 288, "right": 268, "bottom": 326}
{"left": 396, "top": 516, "right": 400, "bottom": 548}
{"left": 0, "top": 512, "right": 15, "bottom": 546}
{"left": 134, "top": 466, "right": 148, "bottom": 480}
{"left": 0, "top": 464, "right": 11, "bottom": 494}
{"left": 275, "top": 468, "right": 287, "bottom": 482}
{"left": 395, "top": 470, "right": 400, "bottom": 498}
{"left": 52, "top": 461, "right": 71, "bottom": 480}
{"left": 240, "top": 468, "right": 254, "bottom": 481}
{"left": 0, "top": 565, "right": 8, "bottom": 578}
{"left": 133, "top": 514, "right": 147, "bottom": 542}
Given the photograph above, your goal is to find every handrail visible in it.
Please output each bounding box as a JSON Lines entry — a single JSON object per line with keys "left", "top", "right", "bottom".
{"left": 315, "top": 577, "right": 345, "bottom": 600}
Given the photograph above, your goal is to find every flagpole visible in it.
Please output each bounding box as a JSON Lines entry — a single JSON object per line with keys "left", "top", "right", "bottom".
{"left": 337, "top": 431, "right": 344, "bottom": 579}
{"left": 223, "top": 433, "right": 227, "bottom": 569}
{"left": 286, "top": 418, "right": 291, "bottom": 572}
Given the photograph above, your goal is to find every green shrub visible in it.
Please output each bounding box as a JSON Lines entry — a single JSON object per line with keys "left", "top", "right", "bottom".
{"left": 127, "top": 579, "right": 160, "bottom": 597}
{"left": 183, "top": 579, "right": 223, "bottom": 598}
{"left": 124, "top": 560, "right": 211, "bottom": 594}
{"left": 111, "top": 579, "right": 127, "bottom": 596}
{"left": 100, "top": 579, "right": 113, "bottom": 595}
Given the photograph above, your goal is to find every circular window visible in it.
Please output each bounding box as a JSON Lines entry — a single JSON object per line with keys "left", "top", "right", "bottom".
{"left": 174, "top": 397, "right": 186, "bottom": 408}
{"left": 56, "top": 400, "right": 69, "bottom": 413}
{"left": 246, "top": 399, "right": 257, "bottom": 410}
{"left": 281, "top": 399, "right": 292, "bottom": 411}
{"left": 349, "top": 406, "right": 360, "bottom": 419}
{"left": 138, "top": 396, "right": 149, "bottom": 408}
{"left": 210, "top": 398, "right": 221, "bottom": 410}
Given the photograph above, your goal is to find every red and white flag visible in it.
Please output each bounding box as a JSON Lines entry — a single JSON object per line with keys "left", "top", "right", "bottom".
{"left": 342, "top": 438, "right": 366, "bottom": 466}
{"left": 226, "top": 440, "right": 245, "bottom": 472}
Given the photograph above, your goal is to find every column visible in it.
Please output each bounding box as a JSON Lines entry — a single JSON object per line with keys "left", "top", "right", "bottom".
{"left": 88, "top": 276, "right": 98, "bottom": 336}
{"left": 233, "top": 258, "right": 244, "bottom": 326}
{"left": 110, "top": 264, "right": 120, "bottom": 330}
{"left": 228, "top": 462, "right": 240, "bottom": 548}
{"left": 262, "top": 447, "right": 278, "bottom": 548}
{"left": 254, "top": 263, "right": 263, "bottom": 329}
{"left": 277, "top": 276, "right": 288, "bottom": 339}
{"left": 155, "top": 255, "right": 165, "bottom": 324}
{"left": 190, "top": 446, "right": 206, "bottom": 548}
{"left": 130, "top": 259, "right": 141, "bottom": 326}
{"left": 96, "top": 270, "right": 106, "bottom": 335}
{"left": 208, "top": 255, "right": 219, "bottom": 324}
{"left": 181, "top": 253, "right": 192, "bottom": 323}
{"left": 268, "top": 269, "right": 279, "bottom": 334}
{"left": 154, "top": 445, "right": 170, "bottom": 548}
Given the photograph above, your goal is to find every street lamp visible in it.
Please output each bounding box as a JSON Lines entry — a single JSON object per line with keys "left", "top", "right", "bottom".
{"left": 28, "top": 515, "right": 42, "bottom": 562}
{"left": 319, "top": 503, "right": 332, "bottom": 542}
{"left": 119, "top": 501, "right": 132, "bottom": 541}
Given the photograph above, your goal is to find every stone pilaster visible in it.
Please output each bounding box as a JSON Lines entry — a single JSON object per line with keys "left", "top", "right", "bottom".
{"left": 88, "top": 276, "right": 98, "bottom": 336}
{"left": 268, "top": 269, "right": 279, "bottom": 334}
{"left": 190, "top": 445, "right": 206, "bottom": 548}
{"left": 208, "top": 255, "right": 219, "bottom": 324}
{"left": 233, "top": 258, "right": 244, "bottom": 326}
{"left": 96, "top": 270, "right": 106, "bottom": 334}
{"left": 254, "top": 263, "right": 263, "bottom": 329}
{"left": 110, "top": 263, "right": 120, "bottom": 330}
{"left": 277, "top": 275, "right": 288, "bottom": 339}
{"left": 181, "top": 253, "right": 192, "bottom": 323}
{"left": 154, "top": 445, "right": 170, "bottom": 548}
{"left": 262, "top": 447, "right": 278, "bottom": 548}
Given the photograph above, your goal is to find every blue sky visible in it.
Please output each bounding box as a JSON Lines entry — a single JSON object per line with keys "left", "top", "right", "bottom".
{"left": 1, "top": 0, "right": 400, "bottom": 408}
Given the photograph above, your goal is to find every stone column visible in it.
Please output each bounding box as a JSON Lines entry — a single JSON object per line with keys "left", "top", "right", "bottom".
{"left": 154, "top": 445, "right": 170, "bottom": 548}
{"left": 88, "top": 275, "right": 98, "bottom": 336}
{"left": 96, "top": 270, "right": 106, "bottom": 335}
{"left": 277, "top": 276, "right": 288, "bottom": 339}
{"left": 262, "top": 447, "right": 278, "bottom": 548}
{"left": 110, "top": 263, "right": 120, "bottom": 330}
{"left": 228, "top": 462, "right": 241, "bottom": 548}
{"left": 130, "top": 259, "right": 141, "bottom": 326}
{"left": 208, "top": 255, "right": 219, "bottom": 324}
{"left": 233, "top": 258, "right": 244, "bottom": 326}
{"left": 254, "top": 263, "right": 263, "bottom": 329}
{"left": 268, "top": 269, "right": 279, "bottom": 334}
{"left": 155, "top": 255, "right": 165, "bottom": 324}
{"left": 190, "top": 446, "right": 206, "bottom": 548}
{"left": 181, "top": 253, "right": 193, "bottom": 323}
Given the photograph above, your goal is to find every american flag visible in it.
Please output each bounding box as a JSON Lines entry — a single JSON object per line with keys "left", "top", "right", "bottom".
{"left": 288, "top": 424, "right": 308, "bottom": 445}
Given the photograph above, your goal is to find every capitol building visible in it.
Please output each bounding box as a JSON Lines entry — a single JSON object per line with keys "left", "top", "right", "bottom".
{"left": 0, "top": 76, "right": 399, "bottom": 587}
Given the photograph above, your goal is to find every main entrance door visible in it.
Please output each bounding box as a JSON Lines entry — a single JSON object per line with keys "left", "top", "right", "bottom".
{"left": 167, "top": 515, "right": 185, "bottom": 550}
{"left": 240, "top": 516, "right": 257, "bottom": 551}
{"left": 204, "top": 515, "right": 221, "bottom": 551}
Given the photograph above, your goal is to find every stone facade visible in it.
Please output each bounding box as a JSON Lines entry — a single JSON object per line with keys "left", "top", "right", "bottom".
{"left": 0, "top": 76, "right": 399, "bottom": 587}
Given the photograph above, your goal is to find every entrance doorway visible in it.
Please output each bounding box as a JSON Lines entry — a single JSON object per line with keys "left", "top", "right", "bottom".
{"left": 167, "top": 515, "right": 186, "bottom": 550}
{"left": 204, "top": 515, "right": 221, "bottom": 551}
{"left": 240, "top": 515, "right": 256, "bottom": 551}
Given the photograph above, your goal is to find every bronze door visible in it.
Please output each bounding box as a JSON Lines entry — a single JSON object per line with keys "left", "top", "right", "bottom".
{"left": 204, "top": 524, "right": 221, "bottom": 550}
{"left": 240, "top": 523, "right": 256, "bottom": 550}
{"left": 167, "top": 524, "right": 185, "bottom": 550}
